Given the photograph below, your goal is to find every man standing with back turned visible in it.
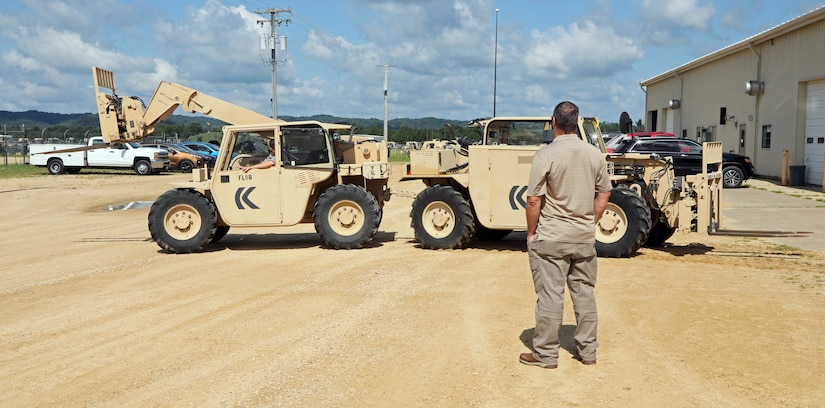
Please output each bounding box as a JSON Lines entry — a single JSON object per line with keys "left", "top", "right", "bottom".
{"left": 520, "top": 101, "right": 612, "bottom": 369}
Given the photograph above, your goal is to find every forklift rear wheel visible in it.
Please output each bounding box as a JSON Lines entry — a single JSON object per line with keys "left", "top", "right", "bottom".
{"left": 595, "top": 185, "right": 651, "bottom": 257}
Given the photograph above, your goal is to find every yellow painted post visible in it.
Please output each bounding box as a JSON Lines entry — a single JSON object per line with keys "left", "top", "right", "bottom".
{"left": 782, "top": 150, "right": 789, "bottom": 186}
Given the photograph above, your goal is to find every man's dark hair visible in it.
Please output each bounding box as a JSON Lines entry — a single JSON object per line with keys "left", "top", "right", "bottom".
{"left": 553, "top": 101, "right": 579, "bottom": 134}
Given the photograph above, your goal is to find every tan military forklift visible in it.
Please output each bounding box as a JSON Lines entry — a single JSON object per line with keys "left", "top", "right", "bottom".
{"left": 401, "top": 116, "right": 723, "bottom": 257}
{"left": 93, "top": 67, "right": 390, "bottom": 253}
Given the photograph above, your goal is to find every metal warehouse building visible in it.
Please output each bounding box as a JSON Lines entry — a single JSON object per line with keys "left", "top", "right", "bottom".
{"left": 640, "top": 6, "right": 825, "bottom": 186}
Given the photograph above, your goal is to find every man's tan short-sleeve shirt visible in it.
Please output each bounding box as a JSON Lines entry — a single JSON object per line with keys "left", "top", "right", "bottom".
{"left": 527, "top": 134, "right": 612, "bottom": 243}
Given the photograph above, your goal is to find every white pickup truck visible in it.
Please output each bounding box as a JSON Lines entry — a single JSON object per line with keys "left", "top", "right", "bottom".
{"left": 29, "top": 136, "right": 170, "bottom": 175}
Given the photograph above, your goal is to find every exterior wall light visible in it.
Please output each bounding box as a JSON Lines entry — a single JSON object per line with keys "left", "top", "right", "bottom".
{"left": 745, "top": 80, "right": 765, "bottom": 95}
{"left": 669, "top": 99, "right": 681, "bottom": 109}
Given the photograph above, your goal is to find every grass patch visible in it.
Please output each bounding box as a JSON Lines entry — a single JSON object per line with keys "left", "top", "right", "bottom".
{"left": 0, "top": 163, "right": 48, "bottom": 178}
{"left": 388, "top": 151, "right": 410, "bottom": 163}
{"left": 772, "top": 243, "right": 799, "bottom": 252}
{"left": 0, "top": 163, "right": 157, "bottom": 178}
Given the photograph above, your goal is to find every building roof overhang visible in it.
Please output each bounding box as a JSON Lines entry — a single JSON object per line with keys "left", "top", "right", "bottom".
{"left": 640, "top": 6, "right": 825, "bottom": 86}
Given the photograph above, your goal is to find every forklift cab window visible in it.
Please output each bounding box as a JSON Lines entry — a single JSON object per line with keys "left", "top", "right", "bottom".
{"left": 281, "top": 126, "right": 330, "bottom": 166}
{"left": 231, "top": 132, "right": 272, "bottom": 168}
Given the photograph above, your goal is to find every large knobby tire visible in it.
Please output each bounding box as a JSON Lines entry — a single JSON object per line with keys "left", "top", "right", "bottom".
{"left": 134, "top": 159, "right": 152, "bottom": 175}
{"left": 595, "top": 186, "right": 652, "bottom": 257}
{"left": 148, "top": 189, "right": 217, "bottom": 254}
{"left": 410, "top": 185, "right": 475, "bottom": 249}
{"left": 314, "top": 184, "right": 381, "bottom": 249}
{"left": 644, "top": 219, "right": 676, "bottom": 247}
{"left": 47, "top": 159, "right": 65, "bottom": 175}
{"left": 723, "top": 165, "right": 744, "bottom": 188}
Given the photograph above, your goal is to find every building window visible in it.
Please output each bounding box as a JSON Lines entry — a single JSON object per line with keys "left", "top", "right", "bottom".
{"left": 701, "top": 126, "right": 715, "bottom": 143}
{"left": 761, "top": 125, "right": 771, "bottom": 148}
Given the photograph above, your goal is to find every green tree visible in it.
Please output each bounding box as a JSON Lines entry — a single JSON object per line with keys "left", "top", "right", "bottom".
{"left": 186, "top": 122, "right": 204, "bottom": 136}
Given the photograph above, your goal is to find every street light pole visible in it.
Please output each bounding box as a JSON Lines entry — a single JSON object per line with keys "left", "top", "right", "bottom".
{"left": 493, "top": 8, "right": 499, "bottom": 117}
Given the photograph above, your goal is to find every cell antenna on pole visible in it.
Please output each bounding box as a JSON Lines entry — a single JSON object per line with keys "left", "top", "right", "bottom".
{"left": 256, "top": 7, "right": 291, "bottom": 120}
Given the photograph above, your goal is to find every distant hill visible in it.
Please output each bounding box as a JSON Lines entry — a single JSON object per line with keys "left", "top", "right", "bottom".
{"left": 0, "top": 110, "right": 468, "bottom": 131}
{"left": 0, "top": 110, "right": 98, "bottom": 127}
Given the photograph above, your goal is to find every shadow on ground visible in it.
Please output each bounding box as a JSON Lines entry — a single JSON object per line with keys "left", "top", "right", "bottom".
{"left": 519, "top": 325, "right": 578, "bottom": 359}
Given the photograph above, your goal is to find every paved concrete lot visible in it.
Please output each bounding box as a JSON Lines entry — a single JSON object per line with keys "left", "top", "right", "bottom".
{"left": 722, "top": 179, "right": 825, "bottom": 252}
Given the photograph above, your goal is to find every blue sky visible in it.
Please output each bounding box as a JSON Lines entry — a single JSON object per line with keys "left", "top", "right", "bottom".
{"left": 0, "top": 0, "right": 821, "bottom": 123}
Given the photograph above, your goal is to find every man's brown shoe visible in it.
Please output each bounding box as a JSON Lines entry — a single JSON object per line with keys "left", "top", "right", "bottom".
{"left": 573, "top": 353, "right": 596, "bottom": 365}
{"left": 519, "top": 353, "right": 557, "bottom": 369}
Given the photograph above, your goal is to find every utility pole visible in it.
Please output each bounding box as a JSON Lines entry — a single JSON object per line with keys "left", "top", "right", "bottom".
{"left": 493, "top": 8, "right": 499, "bottom": 117}
{"left": 378, "top": 63, "right": 395, "bottom": 140}
{"left": 256, "top": 7, "right": 291, "bottom": 120}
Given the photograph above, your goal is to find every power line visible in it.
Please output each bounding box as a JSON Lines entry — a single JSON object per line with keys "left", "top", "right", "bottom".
{"left": 256, "top": 7, "right": 291, "bottom": 120}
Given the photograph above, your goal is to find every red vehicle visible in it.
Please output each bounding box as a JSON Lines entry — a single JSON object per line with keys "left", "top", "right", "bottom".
{"left": 627, "top": 131, "right": 675, "bottom": 138}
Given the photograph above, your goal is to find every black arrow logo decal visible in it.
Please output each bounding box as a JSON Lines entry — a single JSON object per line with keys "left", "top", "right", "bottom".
{"left": 234, "top": 187, "right": 259, "bottom": 210}
{"left": 508, "top": 185, "right": 528, "bottom": 210}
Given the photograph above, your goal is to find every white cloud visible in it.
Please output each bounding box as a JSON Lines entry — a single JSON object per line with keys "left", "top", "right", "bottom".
{"left": 642, "top": 0, "right": 716, "bottom": 30}
{"left": 520, "top": 21, "right": 643, "bottom": 80}
{"left": 150, "top": 0, "right": 262, "bottom": 82}
{"left": 1, "top": 0, "right": 803, "bottom": 124}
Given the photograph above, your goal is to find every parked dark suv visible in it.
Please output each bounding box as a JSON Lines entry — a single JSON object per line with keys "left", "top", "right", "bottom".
{"left": 611, "top": 137, "right": 755, "bottom": 188}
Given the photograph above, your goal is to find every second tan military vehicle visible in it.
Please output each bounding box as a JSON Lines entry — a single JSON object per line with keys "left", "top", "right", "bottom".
{"left": 401, "top": 116, "right": 723, "bottom": 257}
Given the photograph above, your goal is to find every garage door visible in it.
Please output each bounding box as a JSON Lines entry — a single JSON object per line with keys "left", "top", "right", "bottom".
{"left": 804, "top": 81, "right": 825, "bottom": 186}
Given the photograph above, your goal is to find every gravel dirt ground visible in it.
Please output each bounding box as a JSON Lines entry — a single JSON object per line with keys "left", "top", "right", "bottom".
{"left": 1, "top": 165, "right": 824, "bottom": 407}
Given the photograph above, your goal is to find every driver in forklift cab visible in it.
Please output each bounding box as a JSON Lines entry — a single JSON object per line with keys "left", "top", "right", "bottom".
{"left": 240, "top": 139, "right": 277, "bottom": 173}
